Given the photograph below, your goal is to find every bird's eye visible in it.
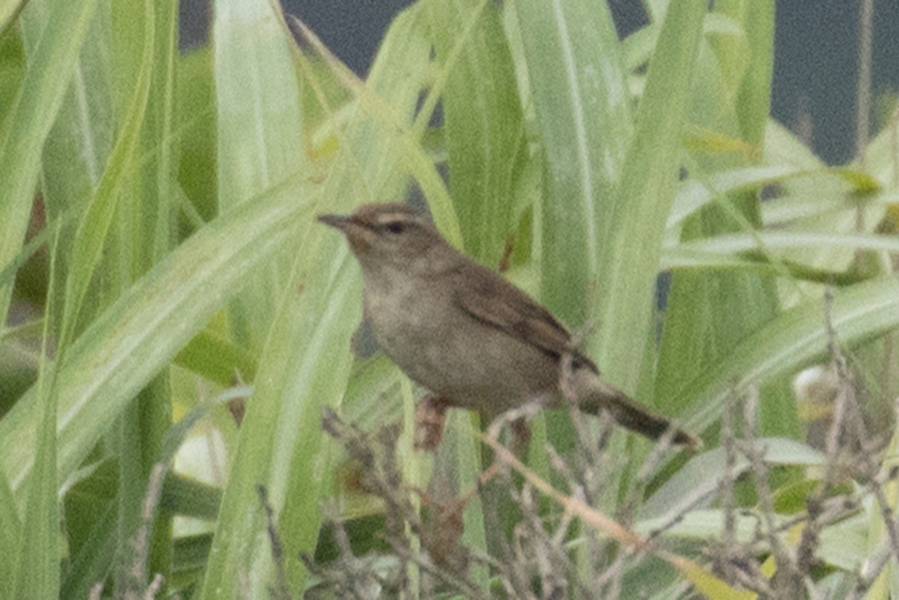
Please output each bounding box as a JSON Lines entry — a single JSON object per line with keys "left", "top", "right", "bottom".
{"left": 385, "top": 221, "right": 406, "bottom": 235}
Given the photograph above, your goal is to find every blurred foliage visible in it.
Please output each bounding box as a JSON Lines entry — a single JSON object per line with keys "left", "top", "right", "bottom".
{"left": 1, "top": 0, "right": 898, "bottom": 598}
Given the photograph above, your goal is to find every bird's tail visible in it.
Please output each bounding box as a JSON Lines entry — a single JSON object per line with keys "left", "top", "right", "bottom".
{"left": 575, "top": 376, "right": 701, "bottom": 450}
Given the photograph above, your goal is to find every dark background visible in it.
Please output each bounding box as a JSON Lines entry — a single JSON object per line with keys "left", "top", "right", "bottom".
{"left": 179, "top": 0, "right": 899, "bottom": 166}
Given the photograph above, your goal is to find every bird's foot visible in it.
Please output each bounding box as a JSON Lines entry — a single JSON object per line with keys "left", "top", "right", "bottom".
{"left": 414, "top": 396, "right": 450, "bottom": 451}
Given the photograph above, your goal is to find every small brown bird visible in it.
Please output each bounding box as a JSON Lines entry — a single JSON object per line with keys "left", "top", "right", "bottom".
{"left": 319, "top": 203, "right": 700, "bottom": 450}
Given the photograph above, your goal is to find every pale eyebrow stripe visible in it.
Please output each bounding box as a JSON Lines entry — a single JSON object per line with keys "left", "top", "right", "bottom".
{"left": 375, "top": 212, "right": 417, "bottom": 224}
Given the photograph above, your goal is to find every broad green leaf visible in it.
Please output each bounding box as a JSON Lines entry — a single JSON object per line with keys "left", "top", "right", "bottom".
{"left": 0, "top": 180, "right": 314, "bottom": 500}
{"left": 640, "top": 437, "right": 825, "bottom": 521}
{"left": 14, "top": 368, "right": 60, "bottom": 598}
{"left": 863, "top": 104, "right": 899, "bottom": 186}
{"left": 655, "top": 3, "right": 786, "bottom": 437}
{"left": 672, "top": 554, "right": 758, "bottom": 600}
{"left": 718, "top": 1, "right": 773, "bottom": 146}
{"left": 39, "top": 8, "right": 114, "bottom": 218}
{"left": 0, "top": 0, "right": 100, "bottom": 326}
{"left": 13, "top": 225, "right": 62, "bottom": 599}
{"left": 513, "top": 0, "right": 632, "bottom": 326}
{"left": 173, "top": 329, "right": 257, "bottom": 386}
{"left": 214, "top": 0, "right": 303, "bottom": 212}
{"left": 176, "top": 47, "right": 217, "bottom": 222}
{"left": 672, "top": 231, "right": 899, "bottom": 256}
{"left": 127, "top": 0, "right": 179, "bottom": 270}
{"left": 678, "top": 276, "right": 899, "bottom": 435}
{"left": 35, "top": 6, "right": 115, "bottom": 354}
{"left": 62, "top": 0, "right": 154, "bottom": 333}
{"left": 596, "top": 2, "right": 706, "bottom": 394}
{"left": 0, "top": 464, "right": 17, "bottom": 597}
{"left": 668, "top": 164, "right": 800, "bottom": 231}
{"left": 424, "top": 0, "right": 525, "bottom": 266}
{"left": 199, "top": 5, "right": 432, "bottom": 597}
{"left": 214, "top": 0, "right": 306, "bottom": 350}
{"left": 0, "top": 0, "right": 24, "bottom": 34}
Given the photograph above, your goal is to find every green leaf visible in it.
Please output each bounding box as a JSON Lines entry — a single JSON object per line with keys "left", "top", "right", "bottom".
{"left": 0, "top": 464, "right": 18, "bottom": 597}
{"left": 174, "top": 329, "right": 257, "bottom": 386}
{"left": 0, "top": 0, "right": 101, "bottom": 323}
{"left": 214, "top": 0, "right": 304, "bottom": 211}
{"left": 0, "top": 0, "right": 24, "bottom": 34}
{"left": 672, "top": 231, "right": 899, "bottom": 257}
{"left": 596, "top": 2, "right": 706, "bottom": 393}
{"left": 214, "top": 0, "right": 306, "bottom": 350}
{"left": 425, "top": 0, "right": 525, "bottom": 266}
{"left": 512, "top": 0, "right": 632, "bottom": 326}
{"left": 198, "top": 4, "right": 432, "bottom": 597}
{"left": 0, "top": 180, "right": 314, "bottom": 499}
{"left": 668, "top": 164, "right": 801, "bottom": 231}
{"left": 640, "top": 437, "right": 825, "bottom": 521}
{"left": 13, "top": 228, "right": 62, "bottom": 599}
{"left": 59, "top": 0, "right": 154, "bottom": 344}
{"left": 655, "top": 3, "right": 786, "bottom": 436}
{"left": 678, "top": 276, "right": 899, "bottom": 435}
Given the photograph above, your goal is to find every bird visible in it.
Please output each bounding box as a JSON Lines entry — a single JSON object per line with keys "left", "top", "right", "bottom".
{"left": 319, "top": 202, "right": 700, "bottom": 450}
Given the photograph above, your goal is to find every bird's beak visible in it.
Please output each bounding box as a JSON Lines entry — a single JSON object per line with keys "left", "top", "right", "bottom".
{"left": 317, "top": 213, "right": 351, "bottom": 231}
{"left": 318, "top": 212, "right": 372, "bottom": 255}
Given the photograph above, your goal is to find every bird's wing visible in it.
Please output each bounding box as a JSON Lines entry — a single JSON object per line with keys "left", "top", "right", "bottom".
{"left": 446, "top": 260, "right": 598, "bottom": 373}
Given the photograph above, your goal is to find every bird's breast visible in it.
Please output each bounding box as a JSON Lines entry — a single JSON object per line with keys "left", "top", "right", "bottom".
{"left": 361, "top": 270, "right": 558, "bottom": 416}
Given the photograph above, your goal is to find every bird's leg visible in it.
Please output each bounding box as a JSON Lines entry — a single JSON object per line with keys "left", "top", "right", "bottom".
{"left": 509, "top": 418, "right": 531, "bottom": 458}
{"left": 414, "top": 395, "right": 450, "bottom": 451}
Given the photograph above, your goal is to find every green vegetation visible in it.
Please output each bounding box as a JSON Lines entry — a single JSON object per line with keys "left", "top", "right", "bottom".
{"left": 1, "top": 0, "right": 898, "bottom": 597}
